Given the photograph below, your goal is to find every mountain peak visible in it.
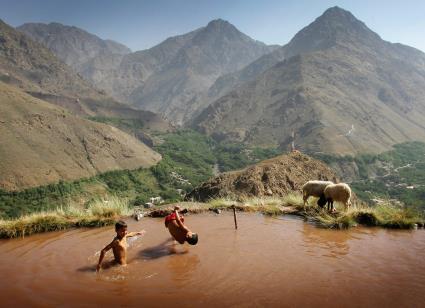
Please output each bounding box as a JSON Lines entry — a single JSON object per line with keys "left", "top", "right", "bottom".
{"left": 204, "top": 18, "right": 239, "bottom": 35}
{"left": 313, "top": 6, "right": 379, "bottom": 40}
{"left": 285, "top": 6, "right": 381, "bottom": 56}
{"left": 321, "top": 6, "right": 354, "bottom": 19}
{"left": 315, "top": 6, "right": 367, "bottom": 31}
{"left": 206, "top": 19, "right": 232, "bottom": 28}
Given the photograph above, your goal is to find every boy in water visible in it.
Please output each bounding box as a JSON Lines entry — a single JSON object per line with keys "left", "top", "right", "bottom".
{"left": 96, "top": 220, "right": 145, "bottom": 271}
{"left": 165, "top": 206, "right": 198, "bottom": 245}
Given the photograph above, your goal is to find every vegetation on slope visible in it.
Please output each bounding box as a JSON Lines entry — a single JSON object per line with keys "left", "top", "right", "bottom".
{"left": 313, "top": 141, "right": 425, "bottom": 209}
{"left": 153, "top": 130, "right": 281, "bottom": 183}
{"left": 0, "top": 130, "right": 281, "bottom": 219}
{"left": 2, "top": 128, "right": 424, "bottom": 237}
{"left": 88, "top": 116, "right": 145, "bottom": 131}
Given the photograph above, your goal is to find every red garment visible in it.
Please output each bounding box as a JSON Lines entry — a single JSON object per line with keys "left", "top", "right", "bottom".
{"left": 164, "top": 212, "right": 184, "bottom": 228}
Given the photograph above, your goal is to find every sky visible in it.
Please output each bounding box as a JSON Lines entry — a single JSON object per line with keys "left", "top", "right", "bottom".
{"left": 0, "top": 0, "right": 424, "bottom": 52}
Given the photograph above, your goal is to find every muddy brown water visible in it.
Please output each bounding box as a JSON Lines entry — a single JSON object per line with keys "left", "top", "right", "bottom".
{"left": 0, "top": 213, "right": 424, "bottom": 307}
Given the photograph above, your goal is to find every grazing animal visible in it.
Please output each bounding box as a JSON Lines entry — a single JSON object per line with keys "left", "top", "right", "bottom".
{"left": 302, "top": 180, "right": 334, "bottom": 206}
{"left": 323, "top": 183, "right": 352, "bottom": 211}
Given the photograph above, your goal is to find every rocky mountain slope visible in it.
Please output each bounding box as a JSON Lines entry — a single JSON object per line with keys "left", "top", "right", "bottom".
{"left": 186, "top": 151, "right": 338, "bottom": 201}
{"left": 0, "top": 82, "right": 161, "bottom": 191}
{"left": 206, "top": 6, "right": 385, "bottom": 100}
{"left": 19, "top": 19, "right": 277, "bottom": 125}
{"left": 129, "top": 19, "right": 277, "bottom": 124}
{"left": 193, "top": 7, "right": 425, "bottom": 155}
{"left": 1, "top": 19, "right": 172, "bottom": 132}
{"left": 18, "top": 22, "right": 130, "bottom": 74}
{"left": 0, "top": 19, "right": 103, "bottom": 100}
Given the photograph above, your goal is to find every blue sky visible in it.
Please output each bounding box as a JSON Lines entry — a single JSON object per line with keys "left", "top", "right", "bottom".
{"left": 0, "top": 0, "right": 424, "bottom": 52}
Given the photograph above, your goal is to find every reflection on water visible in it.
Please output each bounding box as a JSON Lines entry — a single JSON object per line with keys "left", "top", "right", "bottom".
{"left": 140, "top": 238, "right": 188, "bottom": 260}
{"left": 300, "top": 222, "right": 360, "bottom": 257}
{"left": 0, "top": 213, "right": 424, "bottom": 307}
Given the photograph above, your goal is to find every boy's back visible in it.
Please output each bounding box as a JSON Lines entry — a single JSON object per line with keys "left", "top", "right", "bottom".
{"left": 165, "top": 207, "right": 198, "bottom": 245}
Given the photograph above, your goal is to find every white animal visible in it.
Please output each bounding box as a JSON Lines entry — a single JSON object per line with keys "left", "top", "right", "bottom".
{"left": 144, "top": 202, "right": 154, "bottom": 209}
{"left": 324, "top": 183, "right": 352, "bottom": 211}
{"left": 133, "top": 208, "right": 143, "bottom": 221}
{"left": 301, "top": 180, "right": 334, "bottom": 206}
{"left": 149, "top": 196, "right": 163, "bottom": 204}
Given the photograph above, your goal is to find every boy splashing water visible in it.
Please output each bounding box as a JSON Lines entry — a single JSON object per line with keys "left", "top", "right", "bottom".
{"left": 96, "top": 221, "right": 145, "bottom": 271}
{"left": 165, "top": 206, "right": 198, "bottom": 245}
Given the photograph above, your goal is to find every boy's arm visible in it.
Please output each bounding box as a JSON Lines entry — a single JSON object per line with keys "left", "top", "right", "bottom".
{"left": 126, "top": 230, "right": 146, "bottom": 237}
{"left": 174, "top": 208, "right": 189, "bottom": 232}
{"left": 96, "top": 241, "right": 115, "bottom": 272}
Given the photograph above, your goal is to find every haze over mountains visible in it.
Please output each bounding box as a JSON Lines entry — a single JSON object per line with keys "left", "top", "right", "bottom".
{"left": 17, "top": 7, "right": 425, "bottom": 156}
{"left": 18, "top": 22, "right": 131, "bottom": 73}
{"left": 194, "top": 7, "right": 425, "bottom": 154}
{"left": 20, "top": 19, "right": 277, "bottom": 125}
{"left": 2, "top": 19, "right": 171, "bottom": 128}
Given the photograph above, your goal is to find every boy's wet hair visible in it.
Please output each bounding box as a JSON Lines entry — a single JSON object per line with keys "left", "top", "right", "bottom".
{"left": 187, "top": 233, "right": 198, "bottom": 245}
{"left": 115, "top": 220, "right": 127, "bottom": 231}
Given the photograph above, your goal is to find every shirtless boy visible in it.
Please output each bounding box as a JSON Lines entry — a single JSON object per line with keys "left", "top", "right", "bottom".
{"left": 96, "top": 220, "right": 145, "bottom": 271}
{"left": 165, "top": 206, "right": 198, "bottom": 245}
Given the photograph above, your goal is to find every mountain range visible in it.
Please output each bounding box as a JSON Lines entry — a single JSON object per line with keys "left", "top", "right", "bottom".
{"left": 193, "top": 7, "right": 425, "bottom": 154}
{"left": 18, "top": 22, "right": 130, "bottom": 73}
{"left": 2, "top": 19, "right": 171, "bottom": 130}
{"left": 18, "top": 7, "right": 425, "bottom": 156}
{"left": 0, "top": 19, "right": 170, "bottom": 190}
{"left": 1, "top": 5, "right": 425, "bottom": 192}
{"left": 19, "top": 19, "right": 277, "bottom": 125}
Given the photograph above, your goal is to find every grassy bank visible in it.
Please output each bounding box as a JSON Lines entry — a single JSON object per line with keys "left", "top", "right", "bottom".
{"left": 205, "top": 194, "right": 425, "bottom": 229}
{"left": 310, "top": 203, "right": 425, "bottom": 229}
{"left": 1, "top": 195, "right": 424, "bottom": 239}
{"left": 0, "top": 197, "right": 130, "bottom": 238}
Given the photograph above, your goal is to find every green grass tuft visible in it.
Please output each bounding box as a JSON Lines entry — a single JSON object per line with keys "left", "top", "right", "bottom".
{"left": 0, "top": 197, "right": 131, "bottom": 238}
{"left": 311, "top": 202, "right": 424, "bottom": 229}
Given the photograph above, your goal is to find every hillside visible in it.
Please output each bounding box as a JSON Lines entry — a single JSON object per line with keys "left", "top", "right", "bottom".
{"left": 206, "top": 6, "right": 386, "bottom": 100}
{"left": 18, "top": 22, "right": 130, "bottom": 73}
{"left": 0, "top": 82, "right": 161, "bottom": 191}
{"left": 186, "top": 151, "right": 338, "bottom": 201}
{"left": 0, "top": 19, "right": 103, "bottom": 100}
{"left": 0, "top": 19, "right": 172, "bottom": 133}
{"left": 314, "top": 141, "right": 425, "bottom": 209}
{"left": 129, "top": 19, "right": 277, "bottom": 125}
{"left": 20, "top": 19, "right": 277, "bottom": 125}
{"left": 193, "top": 7, "right": 425, "bottom": 155}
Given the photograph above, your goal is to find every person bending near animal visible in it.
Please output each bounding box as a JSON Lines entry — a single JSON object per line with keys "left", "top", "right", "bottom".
{"left": 165, "top": 206, "right": 198, "bottom": 245}
{"left": 96, "top": 220, "right": 145, "bottom": 271}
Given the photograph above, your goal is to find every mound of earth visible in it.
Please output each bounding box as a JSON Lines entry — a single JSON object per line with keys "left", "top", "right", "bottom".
{"left": 186, "top": 151, "right": 338, "bottom": 201}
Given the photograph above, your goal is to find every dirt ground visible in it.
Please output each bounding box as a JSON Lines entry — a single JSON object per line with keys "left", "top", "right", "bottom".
{"left": 186, "top": 151, "right": 338, "bottom": 201}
